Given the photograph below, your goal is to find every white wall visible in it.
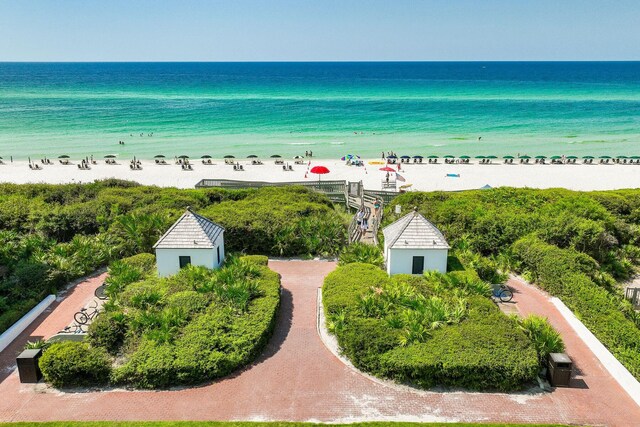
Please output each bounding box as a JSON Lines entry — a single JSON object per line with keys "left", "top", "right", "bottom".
{"left": 0, "top": 294, "right": 56, "bottom": 353}
{"left": 386, "top": 248, "right": 448, "bottom": 275}
{"left": 155, "top": 247, "right": 213, "bottom": 277}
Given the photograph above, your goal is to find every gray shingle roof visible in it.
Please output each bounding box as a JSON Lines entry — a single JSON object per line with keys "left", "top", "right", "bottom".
{"left": 382, "top": 211, "right": 449, "bottom": 250}
{"left": 153, "top": 208, "right": 224, "bottom": 249}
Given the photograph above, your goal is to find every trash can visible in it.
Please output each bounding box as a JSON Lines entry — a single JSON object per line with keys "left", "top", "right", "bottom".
{"left": 16, "top": 348, "right": 43, "bottom": 383}
{"left": 547, "top": 352, "right": 572, "bottom": 387}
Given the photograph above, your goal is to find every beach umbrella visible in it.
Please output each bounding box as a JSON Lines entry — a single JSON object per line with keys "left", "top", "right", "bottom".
{"left": 519, "top": 155, "right": 531, "bottom": 159}
{"left": 566, "top": 156, "right": 578, "bottom": 159}
{"left": 379, "top": 166, "right": 396, "bottom": 172}
{"left": 475, "top": 155, "right": 486, "bottom": 159}
{"left": 104, "top": 154, "right": 116, "bottom": 158}
{"left": 616, "top": 155, "right": 628, "bottom": 159}
{"left": 503, "top": 155, "right": 514, "bottom": 159}
{"left": 459, "top": 155, "right": 471, "bottom": 159}
{"left": 224, "top": 155, "right": 235, "bottom": 159}
{"left": 387, "top": 155, "right": 397, "bottom": 159}
{"left": 582, "top": 156, "right": 594, "bottom": 159}
{"left": 599, "top": 156, "right": 611, "bottom": 159}
{"left": 400, "top": 155, "right": 411, "bottom": 159}
{"left": 294, "top": 155, "right": 304, "bottom": 159}
{"left": 310, "top": 165, "right": 330, "bottom": 181}
{"left": 486, "top": 155, "right": 498, "bottom": 159}
{"left": 413, "top": 155, "right": 424, "bottom": 159}
{"left": 270, "top": 154, "right": 281, "bottom": 158}
{"left": 535, "top": 155, "right": 546, "bottom": 159}
{"left": 427, "top": 155, "right": 438, "bottom": 159}
{"left": 58, "top": 155, "right": 70, "bottom": 159}
{"left": 443, "top": 155, "right": 455, "bottom": 159}
{"left": 550, "top": 155, "right": 562, "bottom": 160}
{"left": 247, "top": 155, "right": 258, "bottom": 158}
{"left": 154, "top": 154, "right": 165, "bottom": 158}
{"left": 201, "top": 155, "right": 212, "bottom": 159}
{"left": 630, "top": 156, "right": 640, "bottom": 159}
{"left": 178, "top": 155, "right": 190, "bottom": 159}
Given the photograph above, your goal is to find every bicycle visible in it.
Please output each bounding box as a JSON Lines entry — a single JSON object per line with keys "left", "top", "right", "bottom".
{"left": 62, "top": 322, "right": 87, "bottom": 334}
{"left": 492, "top": 284, "right": 514, "bottom": 303}
{"left": 74, "top": 299, "right": 101, "bottom": 325}
{"left": 94, "top": 283, "right": 108, "bottom": 300}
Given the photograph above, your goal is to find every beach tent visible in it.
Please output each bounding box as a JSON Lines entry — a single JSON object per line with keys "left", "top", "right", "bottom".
{"left": 153, "top": 208, "right": 225, "bottom": 277}
{"left": 382, "top": 210, "right": 449, "bottom": 276}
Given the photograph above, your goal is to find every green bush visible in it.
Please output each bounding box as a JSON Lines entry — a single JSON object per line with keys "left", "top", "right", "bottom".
{"left": 0, "top": 183, "right": 344, "bottom": 335}
{"left": 338, "top": 243, "right": 385, "bottom": 267}
{"left": 323, "top": 263, "right": 538, "bottom": 390}
{"left": 513, "top": 236, "right": 640, "bottom": 378}
{"left": 39, "top": 342, "right": 111, "bottom": 388}
{"left": 516, "top": 315, "right": 565, "bottom": 363}
{"left": 87, "top": 311, "right": 128, "bottom": 355}
{"left": 106, "top": 255, "right": 281, "bottom": 389}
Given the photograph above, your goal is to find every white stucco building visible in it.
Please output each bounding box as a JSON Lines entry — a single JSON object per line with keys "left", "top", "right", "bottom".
{"left": 382, "top": 210, "right": 449, "bottom": 275}
{"left": 153, "top": 208, "right": 225, "bottom": 277}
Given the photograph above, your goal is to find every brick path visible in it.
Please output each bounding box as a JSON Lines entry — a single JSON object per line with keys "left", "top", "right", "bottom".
{"left": 0, "top": 262, "right": 638, "bottom": 425}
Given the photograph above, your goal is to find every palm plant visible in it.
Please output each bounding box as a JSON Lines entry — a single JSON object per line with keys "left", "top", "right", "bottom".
{"left": 516, "top": 315, "right": 565, "bottom": 362}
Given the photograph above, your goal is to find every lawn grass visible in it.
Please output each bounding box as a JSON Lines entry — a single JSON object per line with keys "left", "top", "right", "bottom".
{"left": 0, "top": 422, "right": 578, "bottom": 427}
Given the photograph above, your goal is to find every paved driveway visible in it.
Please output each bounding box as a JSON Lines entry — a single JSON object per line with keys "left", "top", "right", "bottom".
{"left": 0, "top": 261, "right": 637, "bottom": 425}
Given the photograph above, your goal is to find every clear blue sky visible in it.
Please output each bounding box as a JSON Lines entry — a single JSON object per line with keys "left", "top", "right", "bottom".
{"left": 1, "top": 0, "right": 639, "bottom": 61}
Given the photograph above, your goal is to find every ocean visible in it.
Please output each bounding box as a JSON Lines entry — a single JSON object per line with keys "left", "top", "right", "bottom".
{"left": 0, "top": 62, "right": 639, "bottom": 160}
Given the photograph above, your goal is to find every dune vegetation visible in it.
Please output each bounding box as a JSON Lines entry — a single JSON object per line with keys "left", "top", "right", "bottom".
{"left": 385, "top": 188, "right": 640, "bottom": 379}
{"left": 0, "top": 181, "right": 348, "bottom": 334}
{"left": 39, "top": 254, "right": 280, "bottom": 388}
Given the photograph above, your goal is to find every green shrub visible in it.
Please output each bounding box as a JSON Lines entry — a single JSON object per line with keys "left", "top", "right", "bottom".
{"left": 516, "top": 315, "right": 564, "bottom": 363}
{"left": 108, "top": 256, "right": 281, "bottom": 388}
{"left": 39, "top": 342, "right": 111, "bottom": 388}
{"left": 323, "top": 263, "right": 538, "bottom": 390}
{"left": 241, "top": 255, "right": 269, "bottom": 266}
{"left": 338, "top": 243, "right": 385, "bottom": 267}
{"left": 87, "top": 311, "right": 128, "bottom": 355}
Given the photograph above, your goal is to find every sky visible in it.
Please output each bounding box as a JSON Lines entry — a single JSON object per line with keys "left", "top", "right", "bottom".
{"left": 0, "top": 0, "right": 639, "bottom": 61}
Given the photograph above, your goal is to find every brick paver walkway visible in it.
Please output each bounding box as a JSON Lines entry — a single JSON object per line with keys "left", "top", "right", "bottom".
{"left": 0, "top": 262, "right": 638, "bottom": 425}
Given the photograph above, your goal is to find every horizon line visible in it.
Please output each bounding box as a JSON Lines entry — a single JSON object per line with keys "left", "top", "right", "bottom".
{"left": 1, "top": 60, "right": 640, "bottom": 64}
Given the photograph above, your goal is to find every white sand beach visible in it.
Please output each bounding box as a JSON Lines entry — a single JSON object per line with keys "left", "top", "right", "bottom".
{"left": 1, "top": 158, "right": 640, "bottom": 191}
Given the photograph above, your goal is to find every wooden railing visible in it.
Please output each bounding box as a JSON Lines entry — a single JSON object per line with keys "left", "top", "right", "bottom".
{"left": 626, "top": 287, "right": 640, "bottom": 309}
{"left": 195, "top": 179, "right": 348, "bottom": 204}
{"left": 363, "top": 189, "right": 400, "bottom": 205}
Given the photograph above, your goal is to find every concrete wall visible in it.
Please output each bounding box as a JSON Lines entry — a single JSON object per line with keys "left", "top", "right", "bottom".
{"left": 155, "top": 233, "right": 225, "bottom": 277}
{"left": 0, "top": 294, "right": 56, "bottom": 353}
{"left": 385, "top": 247, "right": 448, "bottom": 275}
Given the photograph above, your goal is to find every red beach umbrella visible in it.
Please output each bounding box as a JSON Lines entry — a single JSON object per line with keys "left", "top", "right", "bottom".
{"left": 379, "top": 166, "right": 395, "bottom": 172}
{"left": 310, "top": 165, "right": 330, "bottom": 181}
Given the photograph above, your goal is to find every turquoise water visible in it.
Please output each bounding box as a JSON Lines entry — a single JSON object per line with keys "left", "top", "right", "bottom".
{"left": 0, "top": 62, "right": 639, "bottom": 159}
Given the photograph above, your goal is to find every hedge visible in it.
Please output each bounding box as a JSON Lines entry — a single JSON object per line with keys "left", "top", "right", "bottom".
{"left": 39, "top": 341, "right": 112, "bottom": 388}
{"left": 91, "top": 254, "right": 281, "bottom": 389}
{"left": 323, "top": 264, "right": 538, "bottom": 390}
{"left": 513, "top": 236, "right": 640, "bottom": 378}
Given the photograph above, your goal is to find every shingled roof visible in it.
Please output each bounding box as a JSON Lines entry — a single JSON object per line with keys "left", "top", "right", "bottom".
{"left": 153, "top": 208, "right": 224, "bottom": 249}
{"left": 382, "top": 210, "right": 449, "bottom": 250}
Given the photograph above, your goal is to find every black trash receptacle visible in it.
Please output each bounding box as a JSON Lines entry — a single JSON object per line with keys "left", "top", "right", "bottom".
{"left": 16, "top": 348, "right": 43, "bottom": 383}
{"left": 547, "top": 352, "right": 572, "bottom": 387}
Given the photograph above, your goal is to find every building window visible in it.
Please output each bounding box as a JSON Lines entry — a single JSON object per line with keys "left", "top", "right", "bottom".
{"left": 412, "top": 256, "right": 424, "bottom": 274}
{"left": 179, "top": 256, "right": 191, "bottom": 269}
{"left": 217, "top": 246, "right": 221, "bottom": 265}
